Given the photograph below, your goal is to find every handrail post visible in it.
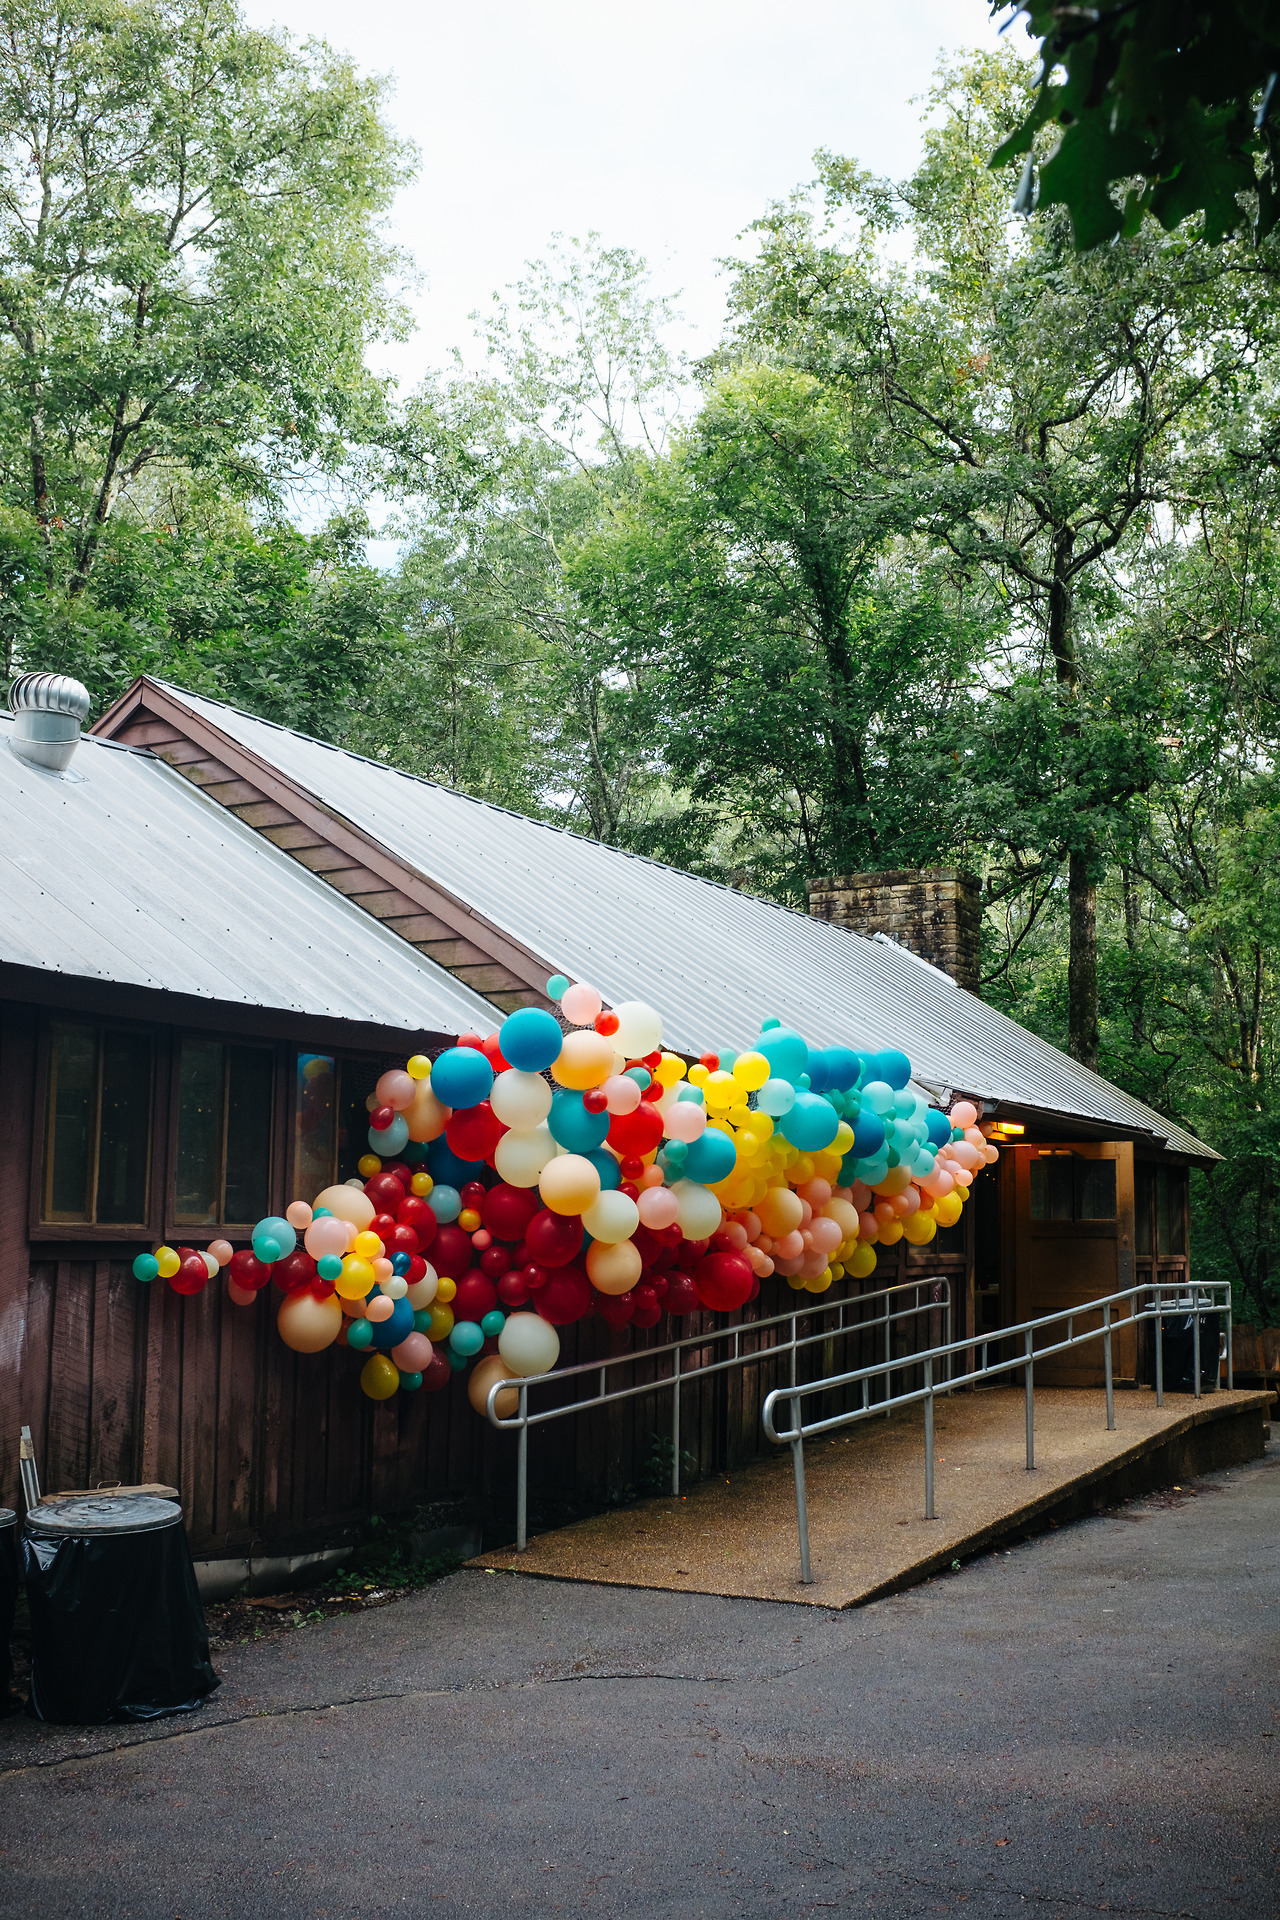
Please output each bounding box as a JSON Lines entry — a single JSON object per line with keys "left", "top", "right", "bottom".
{"left": 1103, "top": 1302, "right": 1115, "bottom": 1432}
{"left": 924, "top": 1356, "right": 935, "bottom": 1520}
{"left": 1155, "top": 1288, "right": 1164, "bottom": 1407}
{"left": 882, "top": 1301, "right": 891, "bottom": 1414}
{"left": 1193, "top": 1288, "right": 1202, "bottom": 1401}
{"left": 791, "top": 1428, "right": 812, "bottom": 1585}
{"left": 1024, "top": 1328, "right": 1035, "bottom": 1470}
{"left": 671, "top": 1347, "right": 681, "bottom": 1496}
{"left": 1226, "top": 1290, "right": 1234, "bottom": 1390}
{"left": 517, "top": 1383, "right": 529, "bottom": 1552}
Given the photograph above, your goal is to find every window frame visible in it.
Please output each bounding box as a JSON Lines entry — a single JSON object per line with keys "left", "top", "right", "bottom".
{"left": 30, "top": 1014, "right": 168, "bottom": 1242}
{"left": 170, "top": 1035, "right": 281, "bottom": 1234}
{"left": 286, "top": 1047, "right": 405, "bottom": 1199}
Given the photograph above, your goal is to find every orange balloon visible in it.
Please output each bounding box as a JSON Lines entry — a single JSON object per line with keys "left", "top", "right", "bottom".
{"left": 551, "top": 1029, "right": 616, "bottom": 1090}
{"left": 758, "top": 1186, "right": 803, "bottom": 1237}
{"left": 406, "top": 1078, "right": 449, "bottom": 1142}
{"left": 585, "top": 1239, "right": 642, "bottom": 1294}
{"left": 277, "top": 1290, "right": 343, "bottom": 1353}
{"left": 538, "top": 1153, "right": 601, "bottom": 1216}
{"left": 468, "top": 1353, "right": 520, "bottom": 1418}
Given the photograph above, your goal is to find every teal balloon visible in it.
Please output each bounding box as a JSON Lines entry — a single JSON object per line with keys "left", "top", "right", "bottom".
{"left": 369, "top": 1114, "right": 409, "bottom": 1155}
{"left": 412, "top": 1308, "right": 433, "bottom": 1333}
{"left": 862, "top": 1080, "right": 895, "bottom": 1115}
{"left": 431, "top": 1183, "right": 462, "bottom": 1223}
{"left": 548, "top": 1090, "right": 609, "bottom": 1152}
{"left": 758, "top": 1077, "right": 796, "bottom": 1117}
{"left": 253, "top": 1216, "right": 295, "bottom": 1261}
{"left": 545, "top": 973, "right": 570, "bottom": 998}
{"left": 662, "top": 1139, "right": 688, "bottom": 1168}
{"left": 480, "top": 1309, "right": 506, "bottom": 1336}
{"left": 253, "top": 1236, "right": 282, "bottom": 1264}
{"left": 925, "top": 1108, "right": 953, "bottom": 1147}
{"left": 347, "top": 1319, "right": 374, "bottom": 1350}
{"left": 501, "top": 1006, "right": 565, "bottom": 1073}
{"left": 398, "top": 1370, "right": 423, "bottom": 1391}
{"left": 625, "top": 1066, "right": 652, "bottom": 1087}
{"left": 757, "top": 1024, "right": 808, "bottom": 1083}
{"left": 312, "top": 1207, "right": 333, "bottom": 1218}
{"left": 585, "top": 1147, "right": 621, "bottom": 1191}
{"left": 850, "top": 1110, "right": 885, "bottom": 1157}
{"left": 779, "top": 1092, "right": 840, "bottom": 1151}
{"left": 449, "top": 1319, "right": 485, "bottom": 1357}
{"left": 132, "top": 1253, "right": 158, "bottom": 1282}
{"left": 317, "top": 1254, "right": 343, "bottom": 1281}
{"left": 675, "top": 1084, "right": 705, "bottom": 1104}
{"left": 448, "top": 1349, "right": 468, "bottom": 1371}
{"left": 870, "top": 1048, "right": 912, "bottom": 1091}
{"left": 682, "top": 1128, "right": 737, "bottom": 1184}
{"left": 430, "top": 1046, "right": 494, "bottom": 1109}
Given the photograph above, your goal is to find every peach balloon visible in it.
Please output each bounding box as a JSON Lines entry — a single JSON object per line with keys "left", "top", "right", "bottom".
{"left": 277, "top": 1290, "right": 343, "bottom": 1353}
{"left": 405, "top": 1078, "right": 449, "bottom": 1142}
{"left": 809, "top": 1216, "right": 843, "bottom": 1254}
{"left": 391, "top": 1332, "right": 433, "bottom": 1371}
{"left": 585, "top": 1238, "right": 642, "bottom": 1294}
{"left": 757, "top": 1187, "right": 803, "bottom": 1237}
{"left": 797, "top": 1178, "right": 832, "bottom": 1209}
{"left": 602, "top": 1074, "right": 642, "bottom": 1115}
{"left": 774, "top": 1230, "right": 805, "bottom": 1260}
{"left": 376, "top": 1069, "right": 416, "bottom": 1111}
{"left": 340, "top": 1293, "right": 368, "bottom": 1318}
{"left": 305, "top": 1215, "right": 352, "bottom": 1260}
{"left": 639, "top": 1164, "right": 667, "bottom": 1189}
{"left": 561, "top": 981, "right": 603, "bottom": 1025}
{"left": 285, "top": 1201, "right": 313, "bottom": 1231}
{"left": 227, "top": 1280, "right": 258, "bottom": 1306}
{"left": 551, "top": 1029, "right": 615, "bottom": 1090}
{"left": 366, "top": 1294, "right": 394, "bottom": 1323}
{"left": 857, "top": 1211, "right": 879, "bottom": 1241}
{"left": 313, "top": 1184, "right": 374, "bottom": 1230}
{"left": 637, "top": 1185, "right": 679, "bottom": 1230}
{"left": 823, "top": 1198, "right": 860, "bottom": 1241}
{"left": 468, "top": 1353, "right": 520, "bottom": 1418}
{"left": 372, "top": 1258, "right": 394, "bottom": 1283}
{"left": 208, "top": 1238, "right": 234, "bottom": 1267}
{"left": 538, "top": 1153, "right": 601, "bottom": 1215}
{"left": 663, "top": 1100, "right": 706, "bottom": 1143}
{"left": 950, "top": 1100, "right": 979, "bottom": 1128}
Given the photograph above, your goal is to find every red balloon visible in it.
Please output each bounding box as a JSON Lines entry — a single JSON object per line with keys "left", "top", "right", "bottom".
{"left": 595, "top": 1291, "right": 635, "bottom": 1328}
{"left": 171, "top": 1249, "right": 209, "bottom": 1296}
{"left": 480, "top": 1243, "right": 513, "bottom": 1278}
{"left": 310, "top": 1276, "right": 336, "bottom": 1301}
{"left": 365, "top": 1173, "right": 407, "bottom": 1212}
{"left": 406, "top": 1253, "right": 428, "bottom": 1284}
{"left": 582, "top": 1086, "right": 609, "bottom": 1114}
{"left": 607, "top": 1104, "right": 664, "bottom": 1157}
{"left": 370, "top": 1211, "right": 398, "bottom": 1244}
{"left": 497, "top": 1269, "right": 531, "bottom": 1307}
{"left": 479, "top": 1032, "right": 512, "bottom": 1073}
{"left": 422, "top": 1349, "right": 452, "bottom": 1392}
{"left": 432, "top": 1223, "right": 473, "bottom": 1277}
{"left": 647, "top": 1270, "right": 670, "bottom": 1298}
{"left": 460, "top": 1180, "right": 487, "bottom": 1208}
{"left": 535, "top": 1263, "right": 593, "bottom": 1325}
{"left": 230, "top": 1247, "right": 271, "bottom": 1292}
{"left": 446, "top": 1100, "right": 505, "bottom": 1162}
{"left": 525, "top": 1208, "right": 584, "bottom": 1269}
{"left": 371, "top": 1104, "right": 395, "bottom": 1131}
{"left": 523, "top": 1263, "right": 549, "bottom": 1291}
{"left": 632, "top": 1300, "right": 662, "bottom": 1329}
{"left": 453, "top": 1269, "right": 498, "bottom": 1321}
{"left": 663, "top": 1271, "right": 702, "bottom": 1315}
{"left": 482, "top": 1182, "right": 541, "bottom": 1243}
{"left": 389, "top": 1223, "right": 420, "bottom": 1257}
{"left": 594, "top": 1009, "right": 620, "bottom": 1036}
{"left": 693, "top": 1250, "right": 754, "bottom": 1313}
{"left": 273, "top": 1248, "right": 318, "bottom": 1294}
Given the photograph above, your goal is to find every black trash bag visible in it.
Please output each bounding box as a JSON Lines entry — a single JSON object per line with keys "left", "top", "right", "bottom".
{"left": 1159, "top": 1305, "right": 1222, "bottom": 1395}
{"left": 0, "top": 1512, "right": 18, "bottom": 1705}
{"left": 22, "top": 1498, "right": 219, "bottom": 1725}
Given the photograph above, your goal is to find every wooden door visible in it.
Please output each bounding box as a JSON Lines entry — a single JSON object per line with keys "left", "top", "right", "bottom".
{"left": 1012, "top": 1140, "right": 1136, "bottom": 1386}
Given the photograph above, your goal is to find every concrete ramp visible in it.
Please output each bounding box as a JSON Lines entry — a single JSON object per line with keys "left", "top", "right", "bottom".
{"left": 471, "top": 1386, "right": 1272, "bottom": 1606}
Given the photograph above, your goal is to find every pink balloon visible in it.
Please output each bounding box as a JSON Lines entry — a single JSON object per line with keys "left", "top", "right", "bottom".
{"left": 366, "top": 1294, "right": 394, "bottom": 1323}
{"left": 740, "top": 1210, "right": 761, "bottom": 1242}
{"left": 285, "top": 1201, "right": 313, "bottom": 1230}
{"left": 797, "top": 1199, "right": 813, "bottom": 1226}
{"left": 857, "top": 1211, "right": 879, "bottom": 1241}
{"left": 797, "top": 1178, "right": 832, "bottom": 1209}
{"left": 773, "top": 1253, "right": 805, "bottom": 1276}
{"left": 637, "top": 1186, "right": 679, "bottom": 1230}
{"left": 305, "top": 1216, "right": 351, "bottom": 1259}
{"left": 850, "top": 1180, "right": 874, "bottom": 1211}
{"left": 920, "top": 1167, "right": 955, "bottom": 1199}
{"left": 800, "top": 1247, "right": 829, "bottom": 1278}
{"left": 208, "top": 1238, "right": 234, "bottom": 1268}
{"left": 602, "top": 1074, "right": 642, "bottom": 1115}
{"left": 663, "top": 1100, "right": 706, "bottom": 1143}
{"left": 377, "top": 1069, "right": 416, "bottom": 1111}
{"left": 561, "top": 982, "right": 603, "bottom": 1025}
{"left": 774, "top": 1230, "right": 804, "bottom": 1260}
{"left": 749, "top": 1248, "right": 775, "bottom": 1277}
{"left": 373, "top": 1258, "right": 394, "bottom": 1282}
{"left": 391, "top": 1332, "right": 433, "bottom": 1371}
{"left": 809, "top": 1216, "right": 843, "bottom": 1254}
{"left": 984, "top": 1144, "right": 1000, "bottom": 1164}
{"left": 227, "top": 1280, "right": 258, "bottom": 1306}
{"left": 639, "top": 1164, "right": 667, "bottom": 1189}
{"left": 950, "top": 1100, "right": 979, "bottom": 1129}
{"left": 951, "top": 1142, "right": 981, "bottom": 1170}
{"left": 891, "top": 1186, "right": 921, "bottom": 1219}
{"left": 721, "top": 1220, "right": 749, "bottom": 1249}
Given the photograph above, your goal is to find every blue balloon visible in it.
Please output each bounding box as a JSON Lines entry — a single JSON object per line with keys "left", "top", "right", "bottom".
{"left": 778, "top": 1091, "right": 840, "bottom": 1152}
{"left": 585, "top": 1148, "right": 622, "bottom": 1191}
{"left": 390, "top": 1251, "right": 412, "bottom": 1275}
{"left": 851, "top": 1110, "right": 887, "bottom": 1157}
{"left": 869, "top": 1047, "right": 912, "bottom": 1092}
{"left": 368, "top": 1296, "right": 415, "bottom": 1351}
{"left": 430, "top": 1045, "right": 495, "bottom": 1109}
{"left": 430, "top": 1182, "right": 461, "bottom": 1222}
{"left": 682, "top": 1127, "right": 737, "bottom": 1184}
{"left": 500, "top": 1006, "right": 565, "bottom": 1073}
{"left": 757, "top": 1024, "right": 808, "bottom": 1084}
{"left": 925, "top": 1107, "right": 953, "bottom": 1147}
{"left": 426, "top": 1136, "right": 484, "bottom": 1188}
{"left": 547, "top": 1090, "right": 609, "bottom": 1153}
{"left": 369, "top": 1114, "right": 409, "bottom": 1155}
{"left": 806, "top": 1049, "right": 831, "bottom": 1094}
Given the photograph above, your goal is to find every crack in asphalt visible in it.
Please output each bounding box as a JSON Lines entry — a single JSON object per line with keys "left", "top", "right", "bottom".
{"left": 891, "top": 1865, "right": 1202, "bottom": 1916}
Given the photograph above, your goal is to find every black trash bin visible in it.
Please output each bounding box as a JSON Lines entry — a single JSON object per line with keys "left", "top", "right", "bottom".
{"left": 22, "top": 1494, "right": 219, "bottom": 1724}
{"left": 1158, "top": 1295, "right": 1222, "bottom": 1395}
{"left": 0, "top": 1509, "right": 18, "bottom": 1706}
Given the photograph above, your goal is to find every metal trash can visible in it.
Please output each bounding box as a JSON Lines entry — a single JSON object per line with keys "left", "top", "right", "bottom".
{"left": 22, "top": 1494, "right": 219, "bottom": 1724}
{"left": 1158, "top": 1294, "right": 1222, "bottom": 1395}
{"left": 0, "top": 1509, "right": 17, "bottom": 1707}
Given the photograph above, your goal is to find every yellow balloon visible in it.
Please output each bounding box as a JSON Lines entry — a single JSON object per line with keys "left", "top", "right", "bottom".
{"left": 277, "top": 1290, "right": 343, "bottom": 1353}
{"left": 731, "top": 1049, "right": 771, "bottom": 1091}
{"left": 352, "top": 1230, "right": 384, "bottom": 1262}
{"left": 655, "top": 1053, "right": 686, "bottom": 1088}
{"left": 847, "top": 1241, "right": 878, "bottom": 1278}
{"left": 742, "top": 1110, "right": 774, "bottom": 1144}
{"left": 360, "top": 1353, "right": 400, "bottom": 1400}
{"left": 878, "top": 1219, "right": 905, "bottom": 1245}
{"left": 551, "top": 1029, "right": 615, "bottom": 1090}
{"left": 336, "top": 1255, "right": 376, "bottom": 1300}
{"left": 935, "top": 1191, "right": 963, "bottom": 1228}
{"left": 703, "top": 1071, "right": 737, "bottom": 1113}
{"left": 410, "top": 1171, "right": 434, "bottom": 1197}
{"left": 903, "top": 1210, "right": 938, "bottom": 1245}
{"left": 155, "top": 1245, "right": 180, "bottom": 1279}
{"left": 539, "top": 1153, "right": 601, "bottom": 1215}
{"left": 427, "top": 1302, "right": 455, "bottom": 1340}
{"left": 435, "top": 1275, "right": 456, "bottom": 1304}
{"left": 407, "top": 1053, "right": 431, "bottom": 1079}
{"left": 805, "top": 1269, "right": 834, "bottom": 1293}
{"left": 585, "top": 1238, "right": 642, "bottom": 1294}
{"left": 358, "top": 1154, "right": 382, "bottom": 1177}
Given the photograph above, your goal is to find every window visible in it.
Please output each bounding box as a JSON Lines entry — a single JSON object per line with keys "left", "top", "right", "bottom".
{"left": 43, "top": 1021, "right": 152, "bottom": 1225}
{"left": 174, "top": 1039, "right": 273, "bottom": 1226}
{"left": 1135, "top": 1163, "right": 1154, "bottom": 1255}
{"left": 1155, "top": 1166, "right": 1186, "bottom": 1255}
{"left": 293, "top": 1053, "right": 391, "bottom": 1196}
{"left": 1029, "top": 1152, "right": 1116, "bottom": 1224}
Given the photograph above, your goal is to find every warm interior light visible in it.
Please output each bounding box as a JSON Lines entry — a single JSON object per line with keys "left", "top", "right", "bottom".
{"left": 984, "top": 1121, "right": 1025, "bottom": 1139}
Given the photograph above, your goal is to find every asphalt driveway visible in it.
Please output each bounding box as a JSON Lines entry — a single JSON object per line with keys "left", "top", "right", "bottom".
{"left": 1, "top": 1444, "right": 1276, "bottom": 1918}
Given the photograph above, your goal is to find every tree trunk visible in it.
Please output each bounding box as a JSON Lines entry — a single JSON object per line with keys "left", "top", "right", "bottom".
{"left": 1068, "top": 850, "right": 1099, "bottom": 1071}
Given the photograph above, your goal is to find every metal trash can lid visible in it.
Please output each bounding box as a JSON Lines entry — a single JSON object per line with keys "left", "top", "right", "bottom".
{"left": 0, "top": 1508, "right": 15, "bottom": 1530}
{"left": 26, "top": 1495, "right": 182, "bottom": 1538}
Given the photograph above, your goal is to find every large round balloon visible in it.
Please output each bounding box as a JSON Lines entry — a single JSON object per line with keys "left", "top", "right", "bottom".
{"left": 534, "top": 1263, "right": 594, "bottom": 1324}
{"left": 778, "top": 1092, "right": 841, "bottom": 1152}
{"left": 405, "top": 1078, "right": 449, "bottom": 1142}
{"left": 681, "top": 1126, "right": 737, "bottom": 1185}
{"left": 539, "top": 1153, "right": 601, "bottom": 1216}
{"left": 498, "top": 1313, "right": 561, "bottom": 1377}
{"left": 367, "top": 1295, "right": 415, "bottom": 1351}
{"left": 607, "top": 1103, "right": 663, "bottom": 1157}
{"left": 757, "top": 1024, "right": 808, "bottom": 1082}
{"left": 582, "top": 1189, "right": 639, "bottom": 1244}
{"left": 278, "top": 1289, "right": 343, "bottom": 1353}
{"left": 430, "top": 1046, "right": 495, "bottom": 1109}
{"left": 490, "top": 1068, "right": 553, "bottom": 1130}
{"left": 585, "top": 1238, "right": 642, "bottom": 1294}
{"left": 468, "top": 1353, "right": 520, "bottom": 1418}
{"left": 850, "top": 1110, "right": 887, "bottom": 1157}
{"left": 526, "top": 1208, "right": 584, "bottom": 1267}
{"left": 494, "top": 1125, "right": 556, "bottom": 1187}
{"left": 869, "top": 1048, "right": 913, "bottom": 1091}
{"left": 551, "top": 1029, "right": 615, "bottom": 1090}
{"left": 499, "top": 1006, "right": 565, "bottom": 1073}
{"left": 452, "top": 1270, "right": 499, "bottom": 1321}
{"left": 445, "top": 1100, "right": 505, "bottom": 1162}
{"left": 482, "top": 1182, "right": 541, "bottom": 1242}
{"left": 693, "top": 1251, "right": 754, "bottom": 1313}
{"left": 672, "top": 1179, "right": 722, "bottom": 1240}
{"left": 314, "top": 1185, "right": 375, "bottom": 1230}
{"left": 611, "top": 1000, "right": 662, "bottom": 1057}
{"left": 548, "top": 1090, "right": 610, "bottom": 1153}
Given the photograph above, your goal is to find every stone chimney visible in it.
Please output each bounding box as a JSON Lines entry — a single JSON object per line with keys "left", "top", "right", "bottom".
{"left": 807, "top": 868, "right": 982, "bottom": 994}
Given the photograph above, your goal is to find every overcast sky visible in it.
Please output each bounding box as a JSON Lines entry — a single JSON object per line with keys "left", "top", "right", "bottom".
{"left": 242, "top": 0, "right": 1017, "bottom": 385}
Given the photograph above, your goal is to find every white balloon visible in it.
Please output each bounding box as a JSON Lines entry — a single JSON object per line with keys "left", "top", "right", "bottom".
{"left": 381, "top": 1275, "right": 409, "bottom": 1300}
{"left": 582, "top": 1189, "right": 640, "bottom": 1244}
{"left": 672, "top": 1178, "right": 722, "bottom": 1240}
{"left": 490, "top": 1068, "right": 552, "bottom": 1130}
{"left": 497, "top": 1312, "right": 561, "bottom": 1378}
{"left": 406, "top": 1264, "right": 438, "bottom": 1309}
{"left": 611, "top": 999, "right": 663, "bottom": 1057}
{"left": 663, "top": 1100, "right": 707, "bottom": 1143}
{"left": 494, "top": 1124, "right": 556, "bottom": 1188}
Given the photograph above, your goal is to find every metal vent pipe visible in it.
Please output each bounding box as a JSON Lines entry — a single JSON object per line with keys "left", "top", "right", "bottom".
{"left": 6, "top": 672, "right": 92, "bottom": 773}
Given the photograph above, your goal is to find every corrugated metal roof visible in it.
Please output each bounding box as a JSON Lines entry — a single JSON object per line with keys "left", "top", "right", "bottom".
{"left": 154, "top": 684, "right": 1214, "bottom": 1159}
{"left": 0, "top": 716, "right": 500, "bottom": 1037}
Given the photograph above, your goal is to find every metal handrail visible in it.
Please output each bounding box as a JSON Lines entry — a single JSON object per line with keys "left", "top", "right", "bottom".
{"left": 762, "top": 1280, "right": 1234, "bottom": 1584}
{"left": 487, "top": 1275, "right": 953, "bottom": 1551}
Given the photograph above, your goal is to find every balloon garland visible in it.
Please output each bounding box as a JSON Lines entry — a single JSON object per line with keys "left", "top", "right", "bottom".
{"left": 133, "top": 979, "right": 1000, "bottom": 1405}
